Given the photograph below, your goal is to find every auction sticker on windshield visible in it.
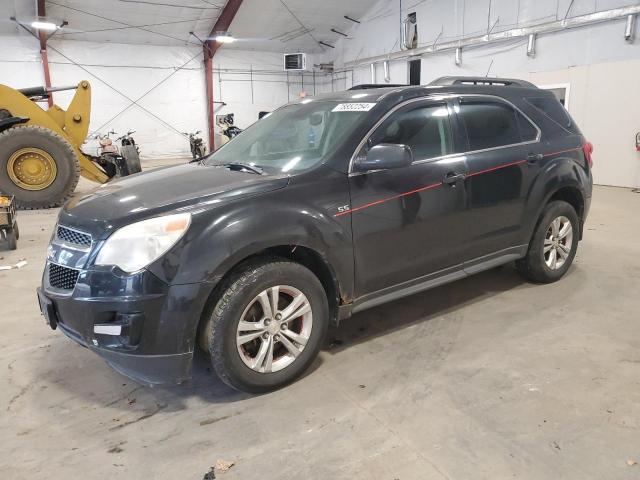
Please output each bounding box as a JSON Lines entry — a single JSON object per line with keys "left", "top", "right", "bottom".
{"left": 332, "top": 103, "right": 376, "bottom": 112}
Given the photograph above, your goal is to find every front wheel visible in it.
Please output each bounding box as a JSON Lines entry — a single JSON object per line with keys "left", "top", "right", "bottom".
{"left": 516, "top": 200, "right": 579, "bottom": 283}
{"left": 199, "top": 259, "right": 329, "bottom": 393}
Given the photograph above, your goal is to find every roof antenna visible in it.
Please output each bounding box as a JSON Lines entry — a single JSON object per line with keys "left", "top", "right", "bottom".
{"left": 485, "top": 59, "right": 494, "bottom": 77}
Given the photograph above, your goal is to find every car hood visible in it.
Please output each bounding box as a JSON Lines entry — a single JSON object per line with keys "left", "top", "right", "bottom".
{"left": 60, "top": 163, "right": 289, "bottom": 235}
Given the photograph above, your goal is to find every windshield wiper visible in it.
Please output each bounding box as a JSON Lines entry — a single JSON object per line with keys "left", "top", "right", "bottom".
{"left": 218, "top": 162, "right": 264, "bottom": 175}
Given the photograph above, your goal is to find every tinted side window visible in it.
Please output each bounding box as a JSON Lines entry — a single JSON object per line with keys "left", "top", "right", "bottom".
{"left": 458, "top": 101, "right": 522, "bottom": 150}
{"left": 516, "top": 110, "right": 539, "bottom": 142}
{"left": 367, "top": 104, "right": 453, "bottom": 161}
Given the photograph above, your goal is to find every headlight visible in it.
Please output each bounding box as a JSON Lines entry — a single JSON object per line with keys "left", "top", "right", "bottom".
{"left": 95, "top": 213, "right": 191, "bottom": 273}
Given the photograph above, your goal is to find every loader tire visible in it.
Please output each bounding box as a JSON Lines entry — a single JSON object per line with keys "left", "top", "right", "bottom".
{"left": 0, "top": 126, "right": 80, "bottom": 209}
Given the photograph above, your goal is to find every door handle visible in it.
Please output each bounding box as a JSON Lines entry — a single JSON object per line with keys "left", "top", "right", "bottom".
{"left": 443, "top": 172, "right": 466, "bottom": 186}
{"left": 527, "top": 153, "right": 544, "bottom": 163}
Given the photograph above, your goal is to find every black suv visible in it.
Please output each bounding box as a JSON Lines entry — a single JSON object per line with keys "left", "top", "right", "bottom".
{"left": 38, "top": 77, "right": 593, "bottom": 393}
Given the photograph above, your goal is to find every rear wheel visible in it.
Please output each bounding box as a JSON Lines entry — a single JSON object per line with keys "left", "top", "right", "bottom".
{"left": 516, "top": 200, "right": 579, "bottom": 283}
{"left": 0, "top": 126, "right": 80, "bottom": 209}
{"left": 199, "top": 258, "right": 329, "bottom": 393}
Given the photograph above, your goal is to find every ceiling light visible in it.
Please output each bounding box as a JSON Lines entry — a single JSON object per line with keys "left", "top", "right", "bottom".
{"left": 215, "top": 34, "right": 236, "bottom": 43}
{"left": 31, "top": 21, "right": 58, "bottom": 31}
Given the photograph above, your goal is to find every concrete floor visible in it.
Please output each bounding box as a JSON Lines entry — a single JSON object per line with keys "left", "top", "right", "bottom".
{"left": 1, "top": 183, "right": 639, "bottom": 480}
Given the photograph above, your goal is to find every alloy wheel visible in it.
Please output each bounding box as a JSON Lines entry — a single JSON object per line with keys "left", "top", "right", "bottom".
{"left": 235, "top": 285, "right": 313, "bottom": 373}
{"left": 544, "top": 215, "right": 573, "bottom": 270}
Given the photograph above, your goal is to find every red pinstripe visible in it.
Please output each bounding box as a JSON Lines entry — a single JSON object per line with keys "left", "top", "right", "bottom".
{"left": 335, "top": 147, "right": 581, "bottom": 217}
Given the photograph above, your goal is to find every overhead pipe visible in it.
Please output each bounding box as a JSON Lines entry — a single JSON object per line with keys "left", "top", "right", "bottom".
{"left": 383, "top": 60, "right": 390, "bottom": 82}
{"left": 345, "top": 4, "right": 640, "bottom": 68}
{"left": 370, "top": 63, "right": 376, "bottom": 82}
{"left": 455, "top": 46, "right": 462, "bottom": 66}
{"left": 625, "top": 14, "right": 636, "bottom": 42}
{"left": 526, "top": 33, "right": 536, "bottom": 57}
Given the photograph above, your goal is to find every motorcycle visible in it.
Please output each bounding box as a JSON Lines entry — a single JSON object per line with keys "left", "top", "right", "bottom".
{"left": 184, "top": 130, "right": 206, "bottom": 161}
{"left": 217, "top": 114, "right": 243, "bottom": 146}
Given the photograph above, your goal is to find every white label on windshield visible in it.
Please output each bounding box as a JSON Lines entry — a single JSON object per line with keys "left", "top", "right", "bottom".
{"left": 332, "top": 103, "right": 376, "bottom": 112}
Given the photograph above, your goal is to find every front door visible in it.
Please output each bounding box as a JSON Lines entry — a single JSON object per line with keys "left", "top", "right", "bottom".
{"left": 348, "top": 100, "right": 469, "bottom": 298}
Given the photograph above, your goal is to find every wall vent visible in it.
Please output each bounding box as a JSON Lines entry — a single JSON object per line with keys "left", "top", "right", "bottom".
{"left": 284, "top": 53, "right": 306, "bottom": 71}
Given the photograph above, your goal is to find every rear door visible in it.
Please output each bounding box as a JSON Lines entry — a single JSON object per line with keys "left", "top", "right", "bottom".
{"left": 453, "top": 96, "right": 542, "bottom": 263}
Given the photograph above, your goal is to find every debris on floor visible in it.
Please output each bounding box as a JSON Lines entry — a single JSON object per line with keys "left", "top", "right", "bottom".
{"left": 0, "top": 258, "right": 27, "bottom": 271}
{"left": 215, "top": 459, "right": 235, "bottom": 472}
{"left": 627, "top": 459, "right": 637, "bottom": 466}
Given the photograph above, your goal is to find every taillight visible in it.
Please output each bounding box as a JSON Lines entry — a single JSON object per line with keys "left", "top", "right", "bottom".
{"left": 582, "top": 141, "right": 593, "bottom": 168}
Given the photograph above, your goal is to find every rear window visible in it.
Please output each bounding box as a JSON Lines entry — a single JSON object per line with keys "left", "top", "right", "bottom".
{"left": 525, "top": 97, "right": 573, "bottom": 130}
{"left": 458, "top": 100, "right": 538, "bottom": 151}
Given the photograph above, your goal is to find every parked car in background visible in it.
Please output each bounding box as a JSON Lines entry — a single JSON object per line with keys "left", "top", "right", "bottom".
{"left": 38, "top": 77, "right": 593, "bottom": 393}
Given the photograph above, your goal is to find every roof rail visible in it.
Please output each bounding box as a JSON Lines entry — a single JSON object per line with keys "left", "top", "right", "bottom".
{"left": 348, "top": 83, "right": 409, "bottom": 90}
{"left": 428, "top": 76, "right": 537, "bottom": 88}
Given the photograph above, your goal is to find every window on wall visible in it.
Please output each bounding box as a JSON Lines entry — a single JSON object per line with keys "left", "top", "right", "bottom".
{"left": 458, "top": 100, "right": 538, "bottom": 151}
{"left": 538, "top": 84, "right": 570, "bottom": 108}
{"left": 367, "top": 104, "right": 452, "bottom": 161}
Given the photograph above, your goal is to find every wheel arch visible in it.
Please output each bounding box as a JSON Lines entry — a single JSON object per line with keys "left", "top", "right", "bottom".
{"left": 524, "top": 155, "right": 589, "bottom": 243}
{"left": 194, "top": 243, "right": 343, "bottom": 354}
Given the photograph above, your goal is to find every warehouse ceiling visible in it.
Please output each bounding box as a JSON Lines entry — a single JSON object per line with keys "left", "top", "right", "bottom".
{"left": 1, "top": 0, "right": 373, "bottom": 52}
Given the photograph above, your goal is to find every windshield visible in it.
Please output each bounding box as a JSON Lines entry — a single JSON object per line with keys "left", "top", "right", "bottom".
{"left": 205, "top": 101, "right": 372, "bottom": 174}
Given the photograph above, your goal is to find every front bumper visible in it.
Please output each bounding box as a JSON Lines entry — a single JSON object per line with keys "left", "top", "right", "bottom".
{"left": 39, "top": 264, "right": 213, "bottom": 386}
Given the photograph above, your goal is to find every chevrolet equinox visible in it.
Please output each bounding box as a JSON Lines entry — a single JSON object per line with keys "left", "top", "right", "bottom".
{"left": 38, "top": 77, "right": 593, "bottom": 393}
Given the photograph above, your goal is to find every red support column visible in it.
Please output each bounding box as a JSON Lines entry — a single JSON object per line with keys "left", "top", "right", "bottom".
{"left": 37, "top": 0, "right": 53, "bottom": 108}
{"left": 203, "top": 0, "right": 243, "bottom": 152}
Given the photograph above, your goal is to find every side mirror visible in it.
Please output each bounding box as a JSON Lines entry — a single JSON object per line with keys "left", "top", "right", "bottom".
{"left": 353, "top": 144, "right": 413, "bottom": 172}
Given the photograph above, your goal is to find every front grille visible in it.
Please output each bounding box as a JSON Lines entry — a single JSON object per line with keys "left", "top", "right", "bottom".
{"left": 49, "top": 263, "right": 80, "bottom": 290}
{"left": 56, "top": 225, "right": 91, "bottom": 247}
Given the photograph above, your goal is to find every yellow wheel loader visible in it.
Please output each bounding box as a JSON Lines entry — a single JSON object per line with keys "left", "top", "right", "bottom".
{"left": 0, "top": 81, "right": 140, "bottom": 209}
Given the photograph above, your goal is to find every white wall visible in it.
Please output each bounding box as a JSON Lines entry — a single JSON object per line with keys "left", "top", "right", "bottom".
{"left": 210, "top": 50, "right": 338, "bottom": 140}
{"left": 0, "top": 37, "right": 336, "bottom": 159}
{"left": 331, "top": 0, "right": 640, "bottom": 188}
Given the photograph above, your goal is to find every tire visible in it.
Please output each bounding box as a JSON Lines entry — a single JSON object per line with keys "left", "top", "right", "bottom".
{"left": 0, "top": 126, "right": 80, "bottom": 209}
{"left": 6, "top": 226, "right": 17, "bottom": 250}
{"left": 516, "top": 200, "right": 579, "bottom": 283}
{"left": 121, "top": 145, "right": 141, "bottom": 174}
{"left": 197, "top": 145, "right": 206, "bottom": 158}
{"left": 13, "top": 222, "right": 19, "bottom": 240}
{"left": 200, "top": 258, "right": 329, "bottom": 393}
